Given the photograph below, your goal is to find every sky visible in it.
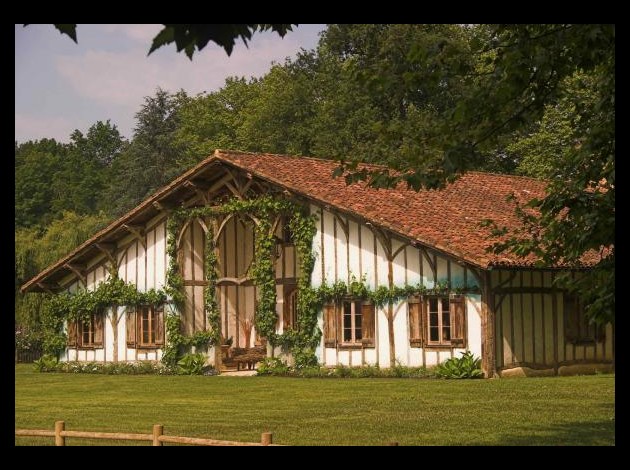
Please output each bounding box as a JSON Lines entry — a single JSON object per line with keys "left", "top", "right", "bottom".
{"left": 15, "top": 24, "right": 326, "bottom": 143}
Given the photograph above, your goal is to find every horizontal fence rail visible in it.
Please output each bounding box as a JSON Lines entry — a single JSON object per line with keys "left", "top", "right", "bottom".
{"left": 16, "top": 421, "right": 280, "bottom": 446}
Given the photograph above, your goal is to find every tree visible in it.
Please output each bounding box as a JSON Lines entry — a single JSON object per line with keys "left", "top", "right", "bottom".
{"left": 102, "top": 89, "right": 190, "bottom": 216}
{"left": 24, "top": 24, "right": 297, "bottom": 57}
{"left": 348, "top": 24, "right": 614, "bottom": 323}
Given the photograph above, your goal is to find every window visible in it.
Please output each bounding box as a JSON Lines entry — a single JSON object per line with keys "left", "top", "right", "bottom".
{"left": 564, "top": 294, "right": 604, "bottom": 344}
{"left": 323, "top": 298, "right": 375, "bottom": 348}
{"left": 342, "top": 300, "right": 363, "bottom": 344}
{"left": 67, "top": 310, "right": 104, "bottom": 349}
{"left": 283, "top": 286, "right": 299, "bottom": 330}
{"left": 428, "top": 298, "right": 450, "bottom": 345}
{"left": 126, "top": 305, "right": 164, "bottom": 348}
{"left": 408, "top": 295, "right": 466, "bottom": 348}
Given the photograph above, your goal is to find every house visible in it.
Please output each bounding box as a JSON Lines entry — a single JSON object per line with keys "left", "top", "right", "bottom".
{"left": 21, "top": 149, "right": 614, "bottom": 377}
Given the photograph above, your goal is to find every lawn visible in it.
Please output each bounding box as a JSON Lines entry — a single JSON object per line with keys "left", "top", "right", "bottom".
{"left": 15, "top": 365, "right": 614, "bottom": 446}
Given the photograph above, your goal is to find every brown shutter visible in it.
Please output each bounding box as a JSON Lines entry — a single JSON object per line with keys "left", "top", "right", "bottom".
{"left": 408, "top": 296, "right": 424, "bottom": 347}
{"left": 126, "top": 307, "right": 137, "bottom": 347}
{"left": 93, "top": 311, "right": 104, "bottom": 347}
{"left": 155, "top": 306, "right": 165, "bottom": 346}
{"left": 323, "top": 303, "right": 337, "bottom": 347}
{"left": 564, "top": 295, "right": 578, "bottom": 343}
{"left": 450, "top": 295, "right": 466, "bottom": 347}
{"left": 596, "top": 324, "right": 606, "bottom": 343}
{"left": 361, "top": 301, "right": 375, "bottom": 347}
{"left": 67, "top": 320, "right": 77, "bottom": 347}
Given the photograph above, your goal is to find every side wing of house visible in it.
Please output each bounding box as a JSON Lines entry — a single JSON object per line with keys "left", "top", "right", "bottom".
{"left": 490, "top": 269, "right": 614, "bottom": 377}
{"left": 62, "top": 215, "right": 168, "bottom": 362}
{"left": 310, "top": 204, "right": 483, "bottom": 368}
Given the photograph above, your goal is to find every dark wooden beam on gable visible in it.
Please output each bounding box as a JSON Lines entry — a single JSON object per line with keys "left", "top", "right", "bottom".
{"left": 122, "top": 224, "right": 146, "bottom": 250}
{"left": 64, "top": 263, "right": 87, "bottom": 287}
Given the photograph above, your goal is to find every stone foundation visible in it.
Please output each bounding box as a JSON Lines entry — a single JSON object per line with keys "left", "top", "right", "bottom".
{"left": 499, "top": 362, "right": 613, "bottom": 378}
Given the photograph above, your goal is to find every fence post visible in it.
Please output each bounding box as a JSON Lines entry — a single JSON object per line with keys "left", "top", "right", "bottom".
{"left": 153, "top": 424, "right": 164, "bottom": 446}
{"left": 261, "top": 432, "right": 272, "bottom": 446}
{"left": 55, "top": 421, "right": 65, "bottom": 446}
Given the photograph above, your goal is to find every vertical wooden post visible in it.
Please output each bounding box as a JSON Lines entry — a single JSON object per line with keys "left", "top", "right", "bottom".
{"left": 261, "top": 432, "right": 272, "bottom": 446}
{"left": 152, "top": 424, "right": 164, "bottom": 446}
{"left": 482, "top": 271, "right": 497, "bottom": 378}
{"left": 55, "top": 421, "right": 65, "bottom": 446}
{"left": 212, "top": 218, "right": 223, "bottom": 372}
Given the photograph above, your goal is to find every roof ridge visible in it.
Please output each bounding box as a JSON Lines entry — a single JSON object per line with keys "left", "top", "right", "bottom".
{"left": 215, "top": 148, "right": 392, "bottom": 171}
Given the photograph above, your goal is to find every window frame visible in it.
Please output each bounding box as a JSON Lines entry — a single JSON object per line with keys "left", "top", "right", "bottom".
{"left": 323, "top": 297, "right": 375, "bottom": 349}
{"left": 74, "top": 310, "right": 104, "bottom": 350}
{"left": 341, "top": 299, "right": 363, "bottom": 346}
{"left": 283, "top": 285, "right": 299, "bottom": 331}
{"left": 408, "top": 294, "right": 466, "bottom": 349}
{"left": 426, "top": 297, "right": 452, "bottom": 347}
{"left": 135, "top": 305, "right": 164, "bottom": 349}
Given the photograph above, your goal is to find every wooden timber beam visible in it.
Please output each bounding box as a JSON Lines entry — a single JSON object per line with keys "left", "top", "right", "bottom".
{"left": 64, "top": 263, "right": 87, "bottom": 287}
{"left": 333, "top": 213, "right": 349, "bottom": 241}
{"left": 37, "top": 282, "right": 61, "bottom": 294}
{"left": 122, "top": 224, "right": 146, "bottom": 250}
{"left": 95, "top": 243, "right": 117, "bottom": 267}
{"left": 391, "top": 241, "right": 409, "bottom": 261}
{"left": 184, "top": 180, "right": 209, "bottom": 204}
{"left": 419, "top": 247, "right": 437, "bottom": 282}
{"left": 482, "top": 270, "right": 497, "bottom": 378}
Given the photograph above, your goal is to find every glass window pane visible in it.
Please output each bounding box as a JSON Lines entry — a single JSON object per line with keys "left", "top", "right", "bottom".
{"left": 429, "top": 298, "right": 438, "bottom": 312}
{"left": 443, "top": 325, "right": 451, "bottom": 341}
{"left": 430, "top": 326, "right": 439, "bottom": 342}
{"left": 441, "top": 298, "right": 449, "bottom": 312}
{"left": 430, "top": 312, "right": 438, "bottom": 327}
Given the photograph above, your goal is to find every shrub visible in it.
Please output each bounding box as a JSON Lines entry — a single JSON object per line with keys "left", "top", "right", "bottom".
{"left": 33, "top": 354, "right": 61, "bottom": 372}
{"left": 257, "top": 357, "right": 291, "bottom": 375}
{"left": 177, "top": 353, "right": 207, "bottom": 375}
{"left": 435, "top": 351, "right": 483, "bottom": 379}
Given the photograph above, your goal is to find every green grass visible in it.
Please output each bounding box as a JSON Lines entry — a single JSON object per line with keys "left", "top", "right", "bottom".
{"left": 15, "top": 365, "right": 615, "bottom": 446}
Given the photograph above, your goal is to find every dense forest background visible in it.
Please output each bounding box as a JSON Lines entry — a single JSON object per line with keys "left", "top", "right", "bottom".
{"left": 16, "top": 24, "right": 613, "bottom": 343}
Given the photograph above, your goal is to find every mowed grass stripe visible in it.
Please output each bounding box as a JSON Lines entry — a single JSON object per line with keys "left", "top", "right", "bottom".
{"left": 15, "top": 365, "right": 615, "bottom": 446}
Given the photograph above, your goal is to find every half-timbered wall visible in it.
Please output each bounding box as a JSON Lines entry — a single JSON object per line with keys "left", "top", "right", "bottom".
{"left": 491, "top": 269, "right": 614, "bottom": 376}
{"left": 310, "top": 204, "right": 482, "bottom": 368}
{"left": 62, "top": 218, "right": 168, "bottom": 363}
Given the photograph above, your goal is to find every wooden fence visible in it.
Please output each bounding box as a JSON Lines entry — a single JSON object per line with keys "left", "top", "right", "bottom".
{"left": 15, "top": 347, "right": 42, "bottom": 363}
{"left": 16, "top": 421, "right": 280, "bottom": 446}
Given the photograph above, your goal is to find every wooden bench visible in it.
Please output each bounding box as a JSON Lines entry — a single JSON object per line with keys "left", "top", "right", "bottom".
{"left": 225, "top": 346, "right": 266, "bottom": 371}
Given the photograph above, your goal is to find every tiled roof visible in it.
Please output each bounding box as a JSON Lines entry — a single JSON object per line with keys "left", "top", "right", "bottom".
{"left": 215, "top": 150, "right": 595, "bottom": 269}
{"left": 21, "top": 149, "right": 601, "bottom": 292}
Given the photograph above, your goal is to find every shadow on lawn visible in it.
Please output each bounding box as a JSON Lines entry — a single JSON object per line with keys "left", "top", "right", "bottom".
{"left": 469, "top": 418, "right": 615, "bottom": 446}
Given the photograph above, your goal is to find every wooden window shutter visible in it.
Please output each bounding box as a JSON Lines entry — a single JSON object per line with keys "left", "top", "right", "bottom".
{"left": 361, "top": 301, "right": 375, "bottom": 347}
{"left": 93, "top": 311, "right": 104, "bottom": 347}
{"left": 564, "top": 295, "right": 579, "bottom": 343}
{"left": 67, "top": 320, "right": 77, "bottom": 347}
{"left": 596, "top": 323, "right": 606, "bottom": 343}
{"left": 450, "top": 295, "right": 466, "bottom": 347}
{"left": 323, "top": 303, "right": 337, "bottom": 347}
{"left": 126, "top": 307, "right": 137, "bottom": 347}
{"left": 408, "top": 296, "right": 424, "bottom": 347}
{"left": 155, "top": 306, "right": 165, "bottom": 346}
